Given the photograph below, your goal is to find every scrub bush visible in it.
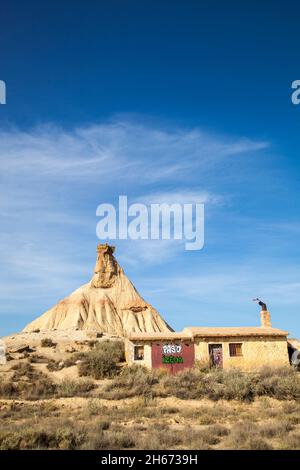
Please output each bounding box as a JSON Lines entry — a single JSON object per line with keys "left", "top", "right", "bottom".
{"left": 78, "top": 340, "right": 124, "bottom": 379}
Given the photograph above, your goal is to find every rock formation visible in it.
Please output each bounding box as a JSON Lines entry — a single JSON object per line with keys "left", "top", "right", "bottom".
{"left": 23, "top": 244, "right": 173, "bottom": 336}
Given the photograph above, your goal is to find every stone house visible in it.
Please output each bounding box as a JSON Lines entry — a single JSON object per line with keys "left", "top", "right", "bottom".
{"left": 125, "top": 309, "right": 289, "bottom": 372}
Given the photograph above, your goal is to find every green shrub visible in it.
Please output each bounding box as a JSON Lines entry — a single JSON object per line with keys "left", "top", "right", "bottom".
{"left": 11, "top": 361, "right": 36, "bottom": 380}
{"left": 102, "top": 364, "right": 158, "bottom": 400}
{"left": 253, "top": 367, "right": 300, "bottom": 400}
{"left": 160, "top": 367, "right": 201, "bottom": 399}
{"left": 136, "top": 426, "right": 183, "bottom": 450}
{"left": 64, "top": 357, "right": 79, "bottom": 367}
{"left": 88, "top": 429, "right": 135, "bottom": 450}
{"left": 78, "top": 340, "right": 124, "bottom": 379}
{"left": 259, "top": 419, "right": 293, "bottom": 438}
{"left": 56, "top": 379, "right": 94, "bottom": 397}
{"left": 108, "top": 431, "right": 135, "bottom": 449}
{"left": 279, "top": 433, "right": 300, "bottom": 450}
{"left": 0, "top": 382, "right": 18, "bottom": 398}
{"left": 19, "top": 377, "right": 57, "bottom": 400}
{"left": 0, "top": 427, "right": 85, "bottom": 450}
{"left": 194, "top": 358, "right": 211, "bottom": 373}
{"left": 160, "top": 366, "right": 300, "bottom": 402}
{"left": 208, "top": 368, "right": 254, "bottom": 401}
{"left": 97, "top": 420, "right": 110, "bottom": 431}
{"left": 47, "top": 359, "right": 63, "bottom": 371}
{"left": 86, "top": 398, "right": 106, "bottom": 416}
{"left": 41, "top": 338, "right": 56, "bottom": 348}
{"left": 29, "top": 354, "right": 49, "bottom": 364}
{"left": 246, "top": 437, "right": 273, "bottom": 450}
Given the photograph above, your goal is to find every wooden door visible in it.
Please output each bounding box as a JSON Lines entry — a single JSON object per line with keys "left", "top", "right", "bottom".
{"left": 209, "top": 344, "right": 223, "bottom": 368}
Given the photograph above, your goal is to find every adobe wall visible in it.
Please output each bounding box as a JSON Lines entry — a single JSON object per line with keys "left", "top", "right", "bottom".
{"left": 194, "top": 336, "right": 289, "bottom": 369}
{"left": 126, "top": 335, "right": 289, "bottom": 370}
{"left": 125, "top": 339, "right": 152, "bottom": 368}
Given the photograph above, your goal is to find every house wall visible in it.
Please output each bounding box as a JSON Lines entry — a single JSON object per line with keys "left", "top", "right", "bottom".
{"left": 125, "top": 340, "right": 152, "bottom": 368}
{"left": 126, "top": 335, "right": 289, "bottom": 370}
{"left": 194, "top": 336, "right": 289, "bottom": 369}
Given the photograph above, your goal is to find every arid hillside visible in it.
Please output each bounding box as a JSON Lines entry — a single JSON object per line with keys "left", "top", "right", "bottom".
{"left": 0, "top": 336, "right": 300, "bottom": 450}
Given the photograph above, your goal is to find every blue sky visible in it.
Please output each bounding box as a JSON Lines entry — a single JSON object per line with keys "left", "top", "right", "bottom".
{"left": 0, "top": 1, "right": 300, "bottom": 337}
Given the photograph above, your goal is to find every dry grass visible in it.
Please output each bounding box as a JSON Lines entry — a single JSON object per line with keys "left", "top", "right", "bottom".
{"left": 56, "top": 379, "right": 95, "bottom": 397}
{"left": 0, "top": 419, "right": 86, "bottom": 450}
{"left": 0, "top": 395, "right": 299, "bottom": 449}
{"left": 1, "top": 357, "right": 300, "bottom": 450}
{"left": 29, "top": 354, "right": 49, "bottom": 364}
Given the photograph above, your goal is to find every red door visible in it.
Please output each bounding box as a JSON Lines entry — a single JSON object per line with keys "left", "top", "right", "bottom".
{"left": 151, "top": 342, "right": 195, "bottom": 373}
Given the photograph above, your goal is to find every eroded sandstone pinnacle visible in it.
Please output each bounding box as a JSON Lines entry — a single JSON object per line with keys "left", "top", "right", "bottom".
{"left": 91, "top": 244, "right": 118, "bottom": 289}
{"left": 23, "top": 244, "right": 172, "bottom": 336}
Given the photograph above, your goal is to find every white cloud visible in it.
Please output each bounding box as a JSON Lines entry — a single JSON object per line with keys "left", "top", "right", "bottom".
{"left": 0, "top": 116, "right": 271, "bottom": 330}
{"left": 0, "top": 119, "right": 269, "bottom": 181}
{"left": 142, "top": 268, "right": 300, "bottom": 307}
{"left": 118, "top": 239, "right": 184, "bottom": 266}
{"left": 135, "top": 189, "right": 224, "bottom": 206}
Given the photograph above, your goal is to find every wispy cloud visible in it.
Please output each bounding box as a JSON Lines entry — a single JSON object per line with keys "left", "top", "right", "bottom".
{"left": 0, "top": 116, "right": 273, "bottom": 334}
{"left": 135, "top": 189, "right": 224, "bottom": 206}
{"left": 0, "top": 119, "right": 269, "bottom": 181}
{"left": 153, "top": 272, "right": 300, "bottom": 306}
{"left": 137, "top": 265, "right": 300, "bottom": 335}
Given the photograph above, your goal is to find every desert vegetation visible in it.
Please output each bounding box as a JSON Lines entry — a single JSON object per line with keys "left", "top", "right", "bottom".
{"left": 101, "top": 363, "right": 300, "bottom": 402}
{"left": 0, "top": 393, "right": 300, "bottom": 450}
{"left": 40, "top": 338, "right": 56, "bottom": 348}
{"left": 1, "top": 338, "right": 300, "bottom": 450}
{"left": 78, "top": 340, "right": 124, "bottom": 379}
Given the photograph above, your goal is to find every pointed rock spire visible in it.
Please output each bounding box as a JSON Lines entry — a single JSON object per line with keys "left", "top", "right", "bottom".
{"left": 91, "top": 244, "right": 118, "bottom": 288}
{"left": 23, "top": 244, "right": 173, "bottom": 336}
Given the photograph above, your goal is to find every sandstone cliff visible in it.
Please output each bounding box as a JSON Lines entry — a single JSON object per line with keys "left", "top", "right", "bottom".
{"left": 23, "top": 244, "right": 172, "bottom": 336}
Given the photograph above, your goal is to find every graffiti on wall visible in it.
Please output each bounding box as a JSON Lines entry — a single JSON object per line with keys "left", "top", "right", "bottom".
{"left": 162, "top": 343, "right": 184, "bottom": 364}
{"left": 162, "top": 344, "right": 182, "bottom": 354}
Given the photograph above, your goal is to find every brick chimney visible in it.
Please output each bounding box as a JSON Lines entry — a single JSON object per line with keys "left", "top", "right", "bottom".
{"left": 253, "top": 298, "right": 272, "bottom": 328}
{"left": 260, "top": 309, "right": 272, "bottom": 328}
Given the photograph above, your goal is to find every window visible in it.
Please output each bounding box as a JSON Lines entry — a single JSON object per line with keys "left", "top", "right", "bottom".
{"left": 134, "top": 345, "right": 144, "bottom": 361}
{"left": 229, "top": 343, "right": 243, "bottom": 357}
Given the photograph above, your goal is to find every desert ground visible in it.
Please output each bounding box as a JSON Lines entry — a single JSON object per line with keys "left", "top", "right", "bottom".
{"left": 0, "top": 330, "right": 300, "bottom": 450}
